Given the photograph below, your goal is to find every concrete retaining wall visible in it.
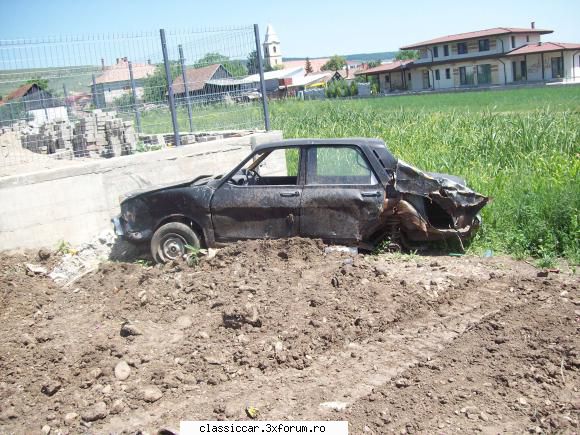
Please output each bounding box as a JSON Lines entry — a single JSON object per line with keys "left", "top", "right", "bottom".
{"left": 0, "top": 130, "right": 283, "bottom": 251}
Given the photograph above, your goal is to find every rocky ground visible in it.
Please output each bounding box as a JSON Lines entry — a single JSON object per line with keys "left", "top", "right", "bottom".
{"left": 0, "top": 238, "right": 578, "bottom": 434}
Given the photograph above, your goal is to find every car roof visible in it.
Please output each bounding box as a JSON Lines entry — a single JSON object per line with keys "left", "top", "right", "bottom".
{"left": 253, "top": 137, "right": 387, "bottom": 153}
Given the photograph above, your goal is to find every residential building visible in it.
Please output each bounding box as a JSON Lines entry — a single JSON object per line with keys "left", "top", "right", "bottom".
{"left": 91, "top": 57, "right": 155, "bottom": 107}
{"left": 0, "top": 83, "right": 67, "bottom": 124}
{"left": 358, "top": 24, "right": 580, "bottom": 92}
{"left": 172, "top": 64, "right": 232, "bottom": 103}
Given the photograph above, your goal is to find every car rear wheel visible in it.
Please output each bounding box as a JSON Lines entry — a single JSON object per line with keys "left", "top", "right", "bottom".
{"left": 150, "top": 222, "right": 200, "bottom": 264}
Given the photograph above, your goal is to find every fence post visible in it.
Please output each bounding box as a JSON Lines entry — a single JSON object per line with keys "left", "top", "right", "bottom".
{"left": 159, "top": 28, "right": 181, "bottom": 147}
{"left": 91, "top": 74, "right": 98, "bottom": 109}
{"left": 179, "top": 44, "right": 194, "bottom": 133}
{"left": 128, "top": 61, "right": 142, "bottom": 133}
{"left": 253, "top": 24, "right": 270, "bottom": 131}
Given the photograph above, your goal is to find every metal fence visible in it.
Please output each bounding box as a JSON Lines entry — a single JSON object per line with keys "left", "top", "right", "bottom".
{"left": 0, "top": 25, "right": 269, "bottom": 172}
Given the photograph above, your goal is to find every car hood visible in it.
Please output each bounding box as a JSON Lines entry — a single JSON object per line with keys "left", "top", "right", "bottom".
{"left": 395, "top": 160, "right": 488, "bottom": 213}
{"left": 121, "top": 175, "right": 216, "bottom": 202}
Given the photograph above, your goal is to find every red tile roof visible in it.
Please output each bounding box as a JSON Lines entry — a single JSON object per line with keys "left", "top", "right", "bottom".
{"left": 95, "top": 60, "right": 155, "bottom": 84}
{"left": 401, "top": 27, "right": 553, "bottom": 50}
{"left": 506, "top": 42, "right": 580, "bottom": 56}
{"left": 355, "top": 60, "right": 413, "bottom": 75}
{"left": 172, "top": 64, "right": 223, "bottom": 94}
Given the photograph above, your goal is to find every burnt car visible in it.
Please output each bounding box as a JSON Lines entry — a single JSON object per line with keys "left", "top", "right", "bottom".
{"left": 113, "top": 138, "right": 488, "bottom": 263}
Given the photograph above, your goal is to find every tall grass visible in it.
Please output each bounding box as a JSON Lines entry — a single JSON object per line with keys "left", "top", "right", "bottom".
{"left": 271, "top": 99, "right": 580, "bottom": 263}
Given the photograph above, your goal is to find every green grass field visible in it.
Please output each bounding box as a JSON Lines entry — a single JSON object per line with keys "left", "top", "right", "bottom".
{"left": 271, "top": 86, "right": 580, "bottom": 264}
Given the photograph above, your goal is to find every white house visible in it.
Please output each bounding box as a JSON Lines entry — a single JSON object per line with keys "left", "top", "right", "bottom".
{"left": 359, "top": 24, "right": 580, "bottom": 92}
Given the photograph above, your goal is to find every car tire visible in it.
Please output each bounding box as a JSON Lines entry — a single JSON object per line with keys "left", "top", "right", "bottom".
{"left": 150, "top": 222, "right": 200, "bottom": 264}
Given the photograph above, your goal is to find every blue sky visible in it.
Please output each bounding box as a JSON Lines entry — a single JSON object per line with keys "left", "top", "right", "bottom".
{"left": 0, "top": 0, "right": 579, "bottom": 58}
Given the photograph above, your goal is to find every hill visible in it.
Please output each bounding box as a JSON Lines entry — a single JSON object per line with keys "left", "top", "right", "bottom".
{"left": 284, "top": 51, "right": 396, "bottom": 63}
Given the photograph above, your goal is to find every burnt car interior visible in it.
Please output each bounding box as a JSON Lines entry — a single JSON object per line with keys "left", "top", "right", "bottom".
{"left": 227, "top": 148, "right": 299, "bottom": 186}
{"left": 227, "top": 146, "right": 379, "bottom": 187}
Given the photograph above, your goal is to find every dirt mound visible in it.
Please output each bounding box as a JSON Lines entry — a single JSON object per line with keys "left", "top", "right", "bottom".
{"left": 0, "top": 238, "right": 577, "bottom": 434}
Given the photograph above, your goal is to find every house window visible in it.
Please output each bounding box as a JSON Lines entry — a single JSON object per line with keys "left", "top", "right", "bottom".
{"left": 478, "top": 39, "right": 490, "bottom": 52}
{"left": 435, "top": 69, "right": 440, "bottom": 80}
{"left": 511, "top": 36, "right": 516, "bottom": 48}
{"left": 526, "top": 35, "right": 530, "bottom": 42}
{"left": 445, "top": 68, "right": 451, "bottom": 79}
{"left": 408, "top": 72, "right": 411, "bottom": 81}
{"left": 457, "top": 42, "right": 468, "bottom": 55}
{"left": 521, "top": 60, "right": 527, "bottom": 79}
{"left": 433, "top": 46, "right": 439, "bottom": 58}
{"left": 512, "top": 61, "right": 519, "bottom": 81}
{"left": 273, "top": 46, "right": 276, "bottom": 53}
{"left": 477, "top": 64, "right": 492, "bottom": 84}
{"left": 459, "top": 66, "right": 474, "bottom": 85}
{"left": 385, "top": 75, "right": 390, "bottom": 83}
{"left": 444, "top": 45, "right": 449, "bottom": 56}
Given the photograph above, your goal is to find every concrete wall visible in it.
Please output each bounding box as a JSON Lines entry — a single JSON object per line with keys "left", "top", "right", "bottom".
{"left": 0, "top": 130, "right": 283, "bottom": 251}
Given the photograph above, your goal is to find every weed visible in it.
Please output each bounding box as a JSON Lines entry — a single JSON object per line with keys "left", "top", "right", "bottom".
{"left": 184, "top": 244, "right": 201, "bottom": 267}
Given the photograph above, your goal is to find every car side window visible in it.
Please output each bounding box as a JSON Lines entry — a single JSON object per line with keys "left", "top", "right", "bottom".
{"left": 227, "top": 148, "right": 300, "bottom": 186}
{"left": 306, "top": 146, "right": 378, "bottom": 185}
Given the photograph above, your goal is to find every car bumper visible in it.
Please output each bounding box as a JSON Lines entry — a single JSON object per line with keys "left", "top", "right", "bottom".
{"left": 112, "top": 216, "right": 153, "bottom": 242}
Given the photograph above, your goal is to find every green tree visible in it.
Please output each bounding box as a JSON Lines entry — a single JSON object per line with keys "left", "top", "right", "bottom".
{"left": 305, "top": 57, "right": 313, "bottom": 74}
{"left": 143, "top": 62, "right": 181, "bottom": 104}
{"left": 112, "top": 92, "right": 135, "bottom": 109}
{"left": 26, "top": 77, "right": 49, "bottom": 90}
{"left": 394, "top": 50, "right": 420, "bottom": 60}
{"left": 247, "top": 50, "right": 259, "bottom": 75}
{"left": 195, "top": 52, "right": 248, "bottom": 77}
{"left": 367, "top": 59, "right": 381, "bottom": 68}
{"left": 194, "top": 52, "right": 230, "bottom": 67}
{"left": 350, "top": 80, "right": 358, "bottom": 96}
{"left": 321, "top": 55, "right": 346, "bottom": 72}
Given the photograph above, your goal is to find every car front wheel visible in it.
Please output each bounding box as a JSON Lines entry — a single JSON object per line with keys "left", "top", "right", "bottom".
{"left": 150, "top": 222, "right": 200, "bottom": 264}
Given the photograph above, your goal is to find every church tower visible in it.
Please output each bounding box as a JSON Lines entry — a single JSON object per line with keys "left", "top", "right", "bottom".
{"left": 263, "top": 24, "right": 282, "bottom": 69}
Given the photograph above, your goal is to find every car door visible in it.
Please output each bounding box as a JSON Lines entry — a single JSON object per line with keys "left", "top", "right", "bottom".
{"left": 300, "top": 145, "right": 384, "bottom": 244}
{"left": 210, "top": 147, "right": 302, "bottom": 242}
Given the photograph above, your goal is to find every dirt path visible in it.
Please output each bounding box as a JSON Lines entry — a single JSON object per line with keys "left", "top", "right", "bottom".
{"left": 0, "top": 239, "right": 578, "bottom": 434}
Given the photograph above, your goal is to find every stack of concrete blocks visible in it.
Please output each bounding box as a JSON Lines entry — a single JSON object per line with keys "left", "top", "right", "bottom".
{"left": 20, "top": 119, "right": 74, "bottom": 159}
{"left": 72, "top": 110, "right": 136, "bottom": 158}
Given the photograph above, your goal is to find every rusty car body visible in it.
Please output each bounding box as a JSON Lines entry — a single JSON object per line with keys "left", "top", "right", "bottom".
{"left": 113, "top": 138, "right": 489, "bottom": 263}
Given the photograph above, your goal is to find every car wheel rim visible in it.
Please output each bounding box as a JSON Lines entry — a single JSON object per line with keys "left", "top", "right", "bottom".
{"left": 161, "top": 235, "right": 186, "bottom": 261}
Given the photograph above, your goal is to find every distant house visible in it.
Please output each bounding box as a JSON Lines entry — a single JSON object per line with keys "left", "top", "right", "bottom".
{"left": 91, "top": 57, "right": 155, "bottom": 107}
{"left": 0, "top": 83, "right": 67, "bottom": 124}
{"left": 359, "top": 24, "right": 580, "bottom": 92}
{"left": 172, "top": 64, "right": 232, "bottom": 103}
{"left": 205, "top": 67, "right": 307, "bottom": 99}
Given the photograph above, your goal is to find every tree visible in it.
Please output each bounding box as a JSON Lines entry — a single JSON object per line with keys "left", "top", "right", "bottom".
{"left": 195, "top": 52, "right": 247, "bottom": 77}
{"left": 194, "top": 52, "right": 230, "bottom": 68}
{"left": 26, "top": 77, "right": 49, "bottom": 90}
{"left": 321, "top": 55, "right": 346, "bottom": 72}
{"left": 247, "top": 50, "right": 259, "bottom": 75}
{"left": 142, "top": 62, "right": 181, "bottom": 104}
{"left": 395, "top": 50, "right": 420, "bottom": 60}
{"left": 305, "top": 57, "right": 313, "bottom": 74}
{"left": 367, "top": 59, "right": 381, "bottom": 68}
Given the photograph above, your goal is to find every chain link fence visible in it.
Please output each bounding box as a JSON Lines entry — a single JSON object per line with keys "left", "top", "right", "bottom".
{"left": 0, "top": 25, "right": 269, "bottom": 172}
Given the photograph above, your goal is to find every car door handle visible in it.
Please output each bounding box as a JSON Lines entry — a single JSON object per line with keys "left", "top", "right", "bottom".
{"left": 280, "top": 191, "right": 300, "bottom": 197}
{"left": 361, "top": 191, "right": 381, "bottom": 197}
